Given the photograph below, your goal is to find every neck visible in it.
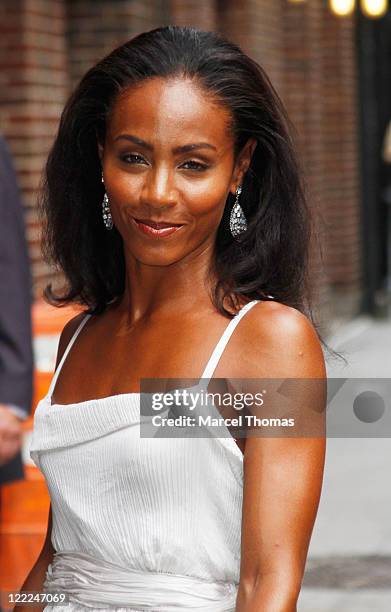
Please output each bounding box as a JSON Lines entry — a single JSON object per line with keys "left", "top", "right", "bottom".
{"left": 115, "top": 243, "right": 219, "bottom": 324}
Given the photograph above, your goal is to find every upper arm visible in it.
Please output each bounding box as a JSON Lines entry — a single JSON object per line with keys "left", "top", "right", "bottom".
{"left": 239, "top": 303, "right": 326, "bottom": 591}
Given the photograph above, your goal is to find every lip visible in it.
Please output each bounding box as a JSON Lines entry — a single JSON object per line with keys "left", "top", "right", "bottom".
{"left": 134, "top": 217, "right": 184, "bottom": 229}
{"left": 131, "top": 217, "right": 184, "bottom": 238}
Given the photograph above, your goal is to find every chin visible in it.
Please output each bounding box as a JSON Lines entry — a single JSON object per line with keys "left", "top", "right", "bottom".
{"left": 130, "top": 250, "right": 187, "bottom": 267}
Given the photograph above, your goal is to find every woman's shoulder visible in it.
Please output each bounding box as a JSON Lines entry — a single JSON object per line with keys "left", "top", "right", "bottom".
{"left": 55, "top": 311, "right": 90, "bottom": 369}
{"left": 248, "top": 299, "right": 317, "bottom": 336}
{"left": 243, "top": 299, "right": 314, "bottom": 333}
{"left": 237, "top": 300, "right": 325, "bottom": 378}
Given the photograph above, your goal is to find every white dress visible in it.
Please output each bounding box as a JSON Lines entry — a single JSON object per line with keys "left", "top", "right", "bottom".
{"left": 29, "top": 300, "right": 261, "bottom": 611}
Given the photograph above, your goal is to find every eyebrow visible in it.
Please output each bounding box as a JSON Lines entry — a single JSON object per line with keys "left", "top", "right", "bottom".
{"left": 113, "top": 134, "right": 217, "bottom": 154}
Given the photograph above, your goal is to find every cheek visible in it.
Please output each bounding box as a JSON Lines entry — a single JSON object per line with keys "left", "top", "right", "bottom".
{"left": 179, "top": 175, "right": 231, "bottom": 219}
{"left": 105, "top": 166, "right": 141, "bottom": 203}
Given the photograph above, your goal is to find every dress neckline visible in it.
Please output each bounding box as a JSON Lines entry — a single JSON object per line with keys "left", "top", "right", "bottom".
{"left": 48, "top": 390, "right": 140, "bottom": 408}
{"left": 37, "top": 387, "right": 245, "bottom": 462}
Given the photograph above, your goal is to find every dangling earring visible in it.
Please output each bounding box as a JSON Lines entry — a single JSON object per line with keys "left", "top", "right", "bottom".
{"left": 101, "top": 172, "right": 113, "bottom": 230}
{"left": 229, "top": 185, "right": 247, "bottom": 238}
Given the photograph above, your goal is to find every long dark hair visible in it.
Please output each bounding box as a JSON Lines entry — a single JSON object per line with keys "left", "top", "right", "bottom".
{"left": 40, "top": 25, "right": 329, "bottom": 345}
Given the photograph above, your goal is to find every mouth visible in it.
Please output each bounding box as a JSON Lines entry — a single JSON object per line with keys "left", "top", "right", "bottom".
{"left": 131, "top": 217, "right": 184, "bottom": 238}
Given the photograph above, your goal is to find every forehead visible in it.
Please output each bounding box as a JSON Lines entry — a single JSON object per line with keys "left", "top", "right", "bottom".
{"left": 106, "top": 77, "right": 233, "bottom": 147}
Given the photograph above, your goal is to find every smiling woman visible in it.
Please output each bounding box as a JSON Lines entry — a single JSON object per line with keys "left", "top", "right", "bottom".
{"left": 97, "top": 75, "right": 257, "bottom": 271}
{"left": 23, "top": 25, "right": 327, "bottom": 612}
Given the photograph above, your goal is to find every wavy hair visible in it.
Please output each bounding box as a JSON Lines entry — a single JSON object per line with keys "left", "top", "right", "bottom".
{"left": 41, "top": 25, "right": 322, "bottom": 335}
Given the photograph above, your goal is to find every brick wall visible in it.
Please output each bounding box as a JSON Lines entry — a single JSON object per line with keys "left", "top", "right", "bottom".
{"left": 217, "top": 0, "right": 285, "bottom": 96}
{"left": 170, "top": 0, "right": 216, "bottom": 29}
{"left": 0, "top": 0, "right": 363, "bottom": 328}
{"left": 67, "top": 0, "right": 168, "bottom": 88}
{"left": 281, "top": 0, "right": 361, "bottom": 329}
{"left": 282, "top": 0, "right": 330, "bottom": 330}
{"left": 0, "top": 0, "right": 69, "bottom": 293}
{"left": 320, "top": 7, "right": 362, "bottom": 322}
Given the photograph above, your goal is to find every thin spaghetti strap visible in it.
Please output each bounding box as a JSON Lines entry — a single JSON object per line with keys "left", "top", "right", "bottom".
{"left": 47, "top": 313, "right": 92, "bottom": 399}
{"left": 199, "top": 300, "right": 260, "bottom": 384}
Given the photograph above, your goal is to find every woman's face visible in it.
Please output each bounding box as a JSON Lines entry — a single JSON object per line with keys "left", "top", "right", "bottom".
{"left": 99, "top": 76, "right": 256, "bottom": 266}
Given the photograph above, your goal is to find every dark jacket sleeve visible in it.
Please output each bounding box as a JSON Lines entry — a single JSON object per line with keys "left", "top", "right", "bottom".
{"left": 0, "top": 134, "right": 34, "bottom": 415}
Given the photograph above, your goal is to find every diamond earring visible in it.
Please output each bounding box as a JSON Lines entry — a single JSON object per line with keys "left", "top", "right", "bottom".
{"left": 101, "top": 172, "right": 113, "bottom": 230}
{"left": 229, "top": 185, "right": 247, "bottom": 238}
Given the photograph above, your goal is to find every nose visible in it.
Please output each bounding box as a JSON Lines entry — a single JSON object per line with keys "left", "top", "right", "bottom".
{"left": 139, "top": 166, "right": 176, "bottom": 210}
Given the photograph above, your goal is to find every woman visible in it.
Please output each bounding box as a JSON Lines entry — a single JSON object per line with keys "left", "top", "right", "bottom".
{"left": 23, "top": 26, "right": 326, "bottom": 612}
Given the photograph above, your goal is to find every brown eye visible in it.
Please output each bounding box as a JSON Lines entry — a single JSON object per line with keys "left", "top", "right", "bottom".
{"left": 181, "top": 160, "right": 209, "bottom": 171}
{"left": 121, "top": 154, "right": 147, "bottom": 165}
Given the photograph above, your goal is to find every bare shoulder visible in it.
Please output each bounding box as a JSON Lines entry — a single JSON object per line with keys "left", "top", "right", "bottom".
{"left": 55, "top": 311, "right": 90, "bottom": 369}
{"left": 237, "top": 300, "right": 326, "bottom": 378}
{"left": 248, "top": 300, "right": 321, "bottom": 346}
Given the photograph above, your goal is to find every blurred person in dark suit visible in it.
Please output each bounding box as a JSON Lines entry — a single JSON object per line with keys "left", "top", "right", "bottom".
{"left": 0, "top": 133, "right": 33, "bottom": 486}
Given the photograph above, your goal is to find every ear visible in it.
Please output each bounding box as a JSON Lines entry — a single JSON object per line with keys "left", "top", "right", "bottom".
{"left": 230, "top": 137, "right": 257, "bottom": 195}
